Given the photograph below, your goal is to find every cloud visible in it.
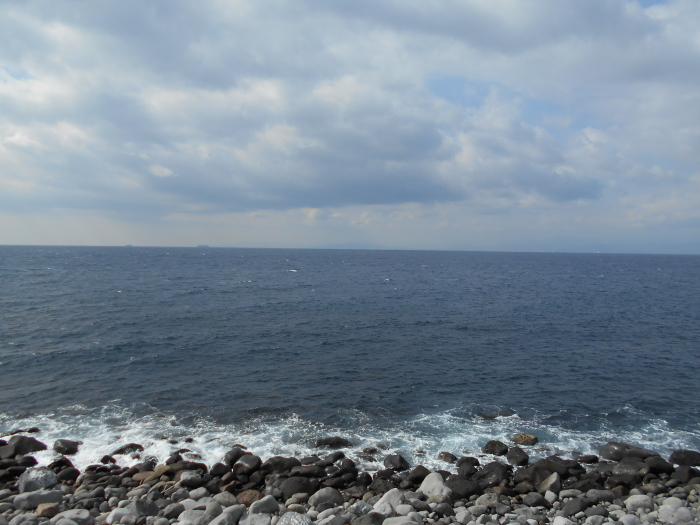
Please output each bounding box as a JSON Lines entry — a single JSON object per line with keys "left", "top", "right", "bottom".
{"left": 0, "top": 0, "right": 699, "bottom": 250}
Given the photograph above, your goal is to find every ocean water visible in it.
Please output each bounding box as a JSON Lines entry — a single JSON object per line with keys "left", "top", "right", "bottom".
{"left": 1, "top": 246, "right": 699, "bottom": 471}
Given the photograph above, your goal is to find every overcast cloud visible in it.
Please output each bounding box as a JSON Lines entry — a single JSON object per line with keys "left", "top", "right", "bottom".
{"left": 1, "top": 0, "right": 699, "bottom": 252}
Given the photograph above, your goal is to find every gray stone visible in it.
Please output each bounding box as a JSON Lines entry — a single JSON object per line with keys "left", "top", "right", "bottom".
{"left": 481, "top": 441, "right": 508, "bottom": 456}
{"left": 19, "top": 468, "right": 58, "bottom": 493}
{"left": 171, "top": 488, "right": 191, "bottom": 502}
{"left": 551, "top": 517, "right": 575, "bottom": 525}
{"left": 309, "top": 488, "right": 344, "bottom": 513}
{"left": 454, "top": 509, "right": 473, "bottom": 525}
{"left": 538, "top": 473, "right": 561, "bottom": 495}
{"left": 433, "top": 503, "right": 454, "bottom": 517}
{"left": 128, "top": 500, "right": 159, "bottom": 517}
{"left": 506, "top": 447, "right": 529, "bottom": 467}
{"left": 662, "top": 497, "right": 683, "bottom": 509}
{"left": 180, "top": 471, "right": 205, "bottom": 489}
{"left": 206, "top": 502, "right": 223, "bottom": 517}
{"left": 249, "top": 496, "right": 279, "bottom": 515}
{"left": 240, "top": 515, "right": 271, "bottom": 525}
{"left": 669, "top": 449, "right": 700, "bottom": 466}
{"left": 373, "top": 502, "right": 395, "bottom": 518}
{"left": 190, "top": 488, "right": 210, "bottom": 501}
{"left": 522, "top": 493, "right": 547, "bottom": 507}
{"left": 624, "top": 495, "right": 653, "bottom": 512}
{"left": 475, "top": 494, "right": 498, "bottom": 508}
{"left": 618, "top": 514, "right": 641, "bottom": 525}
{"left": 394, "top": 505, "right": 413, "bottom": 517}
{"left": 52, "top": 440, "right": 80, "bottom": 456}
{"left": 163, "top": 503, "right": 185, "bottom": 519}
{"left": 380, "top": 518, "right": 414, "bottom": 525}
{"left": 469, "top": 505, "right": 487, "bottom": 517}
{"left": 0, "top": 435, "right": 47, "bottom": 459}
{"left": 51, "top": 510, "right": 94, "bottom": 525}
{"left": 350, "top": 514, "right": 385, "bottom": 525}
{"left": 193, "top": 516, "right": 214, "bottom": 525}
{"left": 670, "top": 507, "right": 694, "bottom": 523}
{"left": 214, "top": 493, "right": 238, "bottom": 507}
{"left": 209, "top": 506, "right": 246, "bottom": 525}
{"left": 383, "top": 455, "right": 409, "bottom": 472}
{"left": 373, "top": 489, "right": 405, "bottom": 512}
{"left": 348, "top": 501, "right": 373, "bottom": 516}
{"left": 561, "top": 498, "right": 589, "bottom": 517}
{"left": 14, "top": 490, "right": 63, "bottom": 510}
{"left": 276, "top": 514, "right": 314, "bottom": 525}
{"left": 180, "top": 510, "right": 206, "bottom": 524}
{"left": 418, "top": 473, "right": 451, "bottom": 499}
{"left": 586, "top": 490, "right": 615, "bottom": 505}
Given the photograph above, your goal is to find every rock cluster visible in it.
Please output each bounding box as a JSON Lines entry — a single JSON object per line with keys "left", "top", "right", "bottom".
{"left": 1, "top": 433, "right": 699, "bottom": 525}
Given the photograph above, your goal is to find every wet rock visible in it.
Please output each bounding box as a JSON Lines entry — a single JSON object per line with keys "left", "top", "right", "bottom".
{"left": 233, "top": 455, "right": 262, "bottom": 476}
{"left": 405, "top": 465, "right": 429, "bottom": 485}
{"left": 512, "top": 434, "right": 538, "bottom": 447}
{"left": 669, "top": 449, "right": 700, "bottom": 466}
{"left": 599, "top": 442, "right": 636, "bottom": 462}
{"left": 19, "top": 467, "right": 58, "bottom": 493}
{"left": 506, "top": 447, "right": 529, "bottom": 467}
{"left": 445, "top": 479, "right": 481, "bottom": 500}
{"left": 576, "top": 455, "right": 598, "bottom": 464}
{"left": 0, "top": 436, "right": 48, "bottom": 459}
{"left": 481, "top": 441, "right": 508, "bottom": 456}
{"left": 383, "top": 455, "right": 409, "bottom": 472}
{"left": 291, "top": 465, "right": 325, "bottom": 478}
{"left": 418, "top": 473, "right": 451, "bottom": 498}
{"left": 437, "top": 452, "right": 457, "bottom": 464}
{"left": 315, "top": 437, "right": 353, "bottom": 449}
{"left": 222, "top": 449, "right": 247, "bottom": 468}
{"left": 111, "top": 443, "right": 144, "bottom": 456}
{"left": 474, "top": 461, "right": 510, "bottom": 488}
{"left": 53, "top": 440, "right": 80, "bottom": 456}
{"left": 261, "top": 456, "right": 301, "bottom": 473}
{"left": 645, "top": 456, "right": 675, "bottom": 474}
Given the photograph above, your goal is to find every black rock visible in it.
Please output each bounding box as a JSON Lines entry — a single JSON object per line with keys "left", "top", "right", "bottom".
{"left": 0, "top": 435, "right": 48, "bottom": 459}
{"left": 232, "top": 454, "right": 261, "bottom": 476}
{"left": 437, "top": 452, "right": 457, "bottom": 463}
{"left": 53, "top": 439, "right": 80, "bottom": 455}
{"left": 222, "top": 448, "right": 246, "bottom": 468}
{"left": 406, "top": 465, "right": 430, "bottom": 484}
{"left": 369, "top": 477, "right": 396, "bottom": 493}
{"left": 645, "top": 456, "right": 675, "bottom": 475}
{"left": 101, "top": 455, "right": 116, "bottom": 464}
{"left": 384, "top": 454, "right": 410, "bottom": 471}
{"left": 507, "top": 447, "right": 529, "bottom": 467}
{"left": 482, "top": 440, "right": 508, "bottom": 456}
{"left": 514, "top": 481, "right": 536, "bottom": 494}
{"left": 324, "top": 451, "right": 346, "bottom": 463}
{"left": 599, "top": 442, "right": 638, "bottom": 462}
{"left": 301, "top": 455, "right": 321, "bottom": 465}
{"left": 356, "top": 472, "right": 372, "bottom": 485}
{"left": 577, "top": 455, "right": 599, "bottom": 464}
{"left": 315, "top": 437, "right": 353, "bottom": 449}
{"left": 458, "top": 462, "right": 477, "bottom": 478}
{"left": 291, "top": 465, "right": 325, "bottom": 478}
{"left": 280, "top": 476, "right": 320, "bottom": 500}
{"left": 456, "top": 456, "right": 480, "bottom": 468}
{"left": 570, "top": 478, "right": 603, "bottom": 492}
{"left": 111, "top": 443, "right": 144, "bottom": 456}
{"left": 669, "top": 449, "right": 700, "bottom": 467}
{"left": 585, "top": 506, "right": 608, "bottom": 518}
{"left": 474, "top": 461, "right": 511, "bottom": 488}
{"left": 446, "top": 479, "right": 481, "bottom": 499}
{"left": 17, "top": 455, "right": 38, "bottom": 467}
{"left": 671, "top": 466, "right": 700, "bottom": 483}
{"left": 48, "top": 456, "right": 74, "bottom": 471}
{"left": 57, "top": 466, "right": 80, "bottom": 482}
{"left": 210, "top": 463, "right": 230, "bottom": 477}
{"left": 606, "top": 473, "right": 642, "bottom": 488}
{"left": 562, "top": 498, "right": 589, "bottom": 517}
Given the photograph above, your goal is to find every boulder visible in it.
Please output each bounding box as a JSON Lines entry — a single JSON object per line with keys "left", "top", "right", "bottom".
{"left": 586, "top": 489, "right": 615, "bottom": 504}
{"left": 645, "top": 456, "right": 675, "bottom": 474}
{"left": 222, "top": 449, "right": 247, "bottom": 468}
{"left": 309, "top": 487, "right": 344, "bottom": 512}
{"left": 437, "top": 452, "right": 457, "bottom": 463}
{"left": 52, "top": 440, "right": 80, "bottom": 456}
{"left": 261, "top": 456, "right": 301, "bottom": 473}
{"left": 419, "top": 473, "right": 451, "bottom": 498}
{"left": 0, "top": 436, "right": 47, "bottom": 459}
{"left": 111, "top": 443, "right": 144, "bottom": 455}
{"left": 561, "top": 498, "right": 589, "bottom": 517}
{"left": 599, "top": 442, "right": 635, "bottom": 462}
{"left": 522, "top": 492, "right": 547, "bottom": 507}
{"left": 128, "top": 499, "right": 159, "bottom": 517}
{"left": 14, "top": 489, "right": 64, "bottom": 510}
{"left": 538, "top": 472, "right": 560, "bottom": 495}
{"left": 506, "top": 447, "right": 529, "bottom": 467}
{"left": 373, "top": 488, "right": 404, "bottom": 511}
{"left": 383, "top": 455, "right": 409, "bottom": 471}
{"left": 249, "top": 495, "right": 279, "bottom": 514}
{"left": 405, "top": 465, "right": 429, "bottom": 484}
{"left": 232, "top": 455, "right": 262, "bottom": 476}
{"left": 669, "top": 449, "right": 700, "bottom": 466}
{"left": 18, "top": 467, "right": 58, "bottom": 493}
{"left": 512, "top": 433, "right": 538, "bottom": 446}
{"left": 280, "top": 477, "right": 319, "bottom": 501}
{"left": 624, "top": 495, "right": 653, "bottom": 512}
{"left": 474, "top": 461, "right": 510, "bottom": 488}
{"left": 163, "top": 503, "right": 186, "bottom": 519}
{"left": 237, "top": 490, "right": 264, "bottom": 507}
{"left": 481, "top": 440, "right": 508, "bottom": 456}
{"left": 209, "top": 506, "right": 246, "bottom": 525}
{"left": 445, "top": 479, "right": 481, "bottom": 500}
{"left": 314, "top": 437, "right": 353, "bottom": 449}
{"left": 475, "top": 493, "right": 498, "bottom": 508}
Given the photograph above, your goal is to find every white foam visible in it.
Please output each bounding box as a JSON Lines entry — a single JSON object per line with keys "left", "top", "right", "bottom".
{"left": 1, "top": 404, "right": 698, "bottom": 472}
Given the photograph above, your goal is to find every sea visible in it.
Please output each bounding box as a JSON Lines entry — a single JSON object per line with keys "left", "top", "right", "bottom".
{"left": 1, "top": 246, "right": 699, "bottom": 472}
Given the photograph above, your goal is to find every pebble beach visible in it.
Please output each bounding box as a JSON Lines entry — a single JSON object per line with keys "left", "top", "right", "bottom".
{"left": 1, "top": 430, "right": 699, "bottom": 525}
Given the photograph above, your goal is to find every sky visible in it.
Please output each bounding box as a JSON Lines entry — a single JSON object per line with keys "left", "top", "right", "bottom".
{"left": 1, "top": 0, "right": 700, "bottom": 253}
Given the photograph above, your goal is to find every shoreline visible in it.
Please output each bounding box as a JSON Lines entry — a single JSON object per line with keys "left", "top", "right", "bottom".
{"left": 1, "top": 431, "right": 699, "bottom": 525}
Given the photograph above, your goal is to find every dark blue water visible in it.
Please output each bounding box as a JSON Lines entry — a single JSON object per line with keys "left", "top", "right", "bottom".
{"left": 1, "top": 246, "right": 699, "bottom": 469}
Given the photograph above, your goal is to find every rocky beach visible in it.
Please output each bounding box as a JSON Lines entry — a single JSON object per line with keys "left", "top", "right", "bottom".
{"left": 1, "top": 430, "right": 699, "bottom": 525}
